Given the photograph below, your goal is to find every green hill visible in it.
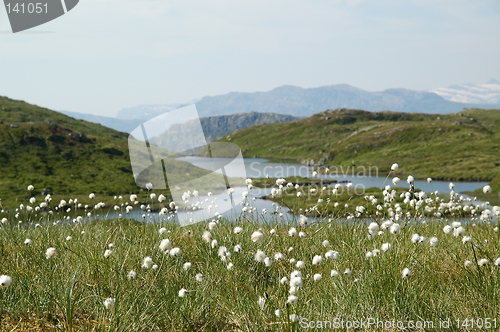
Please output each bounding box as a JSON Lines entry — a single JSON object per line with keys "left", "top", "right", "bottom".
{"left": 0, "top": 96, "right": 216, "bottom": 207}
{"left": 218, "top": 108, "right": 500, "bottom": 182}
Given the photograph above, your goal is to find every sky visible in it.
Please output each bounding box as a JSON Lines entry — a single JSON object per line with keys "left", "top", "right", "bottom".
{"left": 0, "top": 0, "right": 499, "bottom": 117}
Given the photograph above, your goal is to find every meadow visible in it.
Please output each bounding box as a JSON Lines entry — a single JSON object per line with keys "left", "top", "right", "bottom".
{"left": 0, "top": 169, "right": 499, "bottom": 331}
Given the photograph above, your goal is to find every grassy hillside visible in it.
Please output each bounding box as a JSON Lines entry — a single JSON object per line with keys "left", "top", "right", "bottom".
{"left": 0, "top": 96, "right": 219, "bottom": 207}
{"left": 219, "top": 108, "right": 500, "bottom": 181}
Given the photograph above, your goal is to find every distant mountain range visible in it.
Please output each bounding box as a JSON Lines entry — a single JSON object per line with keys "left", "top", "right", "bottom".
{"left": 60, "top": 82, "right": 500, "bottom": 136}
{"left": 115, "top": 83, "right": 500, "bottom": 120}
{"left": 429, "top": 79, "right": 500, "bottom": 104}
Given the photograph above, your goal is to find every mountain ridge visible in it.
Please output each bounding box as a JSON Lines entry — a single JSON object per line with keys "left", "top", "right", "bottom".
{"left": 116, "top": 84, "right": 500, "bottom": 120}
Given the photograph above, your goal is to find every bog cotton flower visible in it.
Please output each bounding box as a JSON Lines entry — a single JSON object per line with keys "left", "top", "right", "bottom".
{"left": 142, "top": 257, "right": 153, "bottom": 269}
{"left": 288, "top": 227, "right": 298, "bottom": 237}
{"left": 104, "top": 249, "right": 113, "bottom": 258}
{"left": 331, "top": 270, "right": 339, "bottom": 277}
{"left": 296, "top": 261, "right": 305, "bottom": 269}
{"left": 233, "top": 227, "right": 243, "bottom": 234}
{"left": 178, "top": 288, "right": 188, "bottom": 298}
{"left": 195, "top": 273, "right": 204, "bottom": 282}
{"left": 24, "top": 238, "right": 32, "bottom": 245}
{"left": 407, "top": 175, "right": 414, "bottom": 184}
{"left": 251, "top": 230, "right": 264, "bottom": 242}
{"left": 127, "top": 270, "right": 136, "bottom": 279}
{"left": 45, "top": 247, "right": 57, "bottom": 259}
{"left": 312, "top": 255, "right": 323, "bottom": 265}
{"left": 287, "top": 294, "right": 298, "bottom": 304}
{"left": 159, "top": 227, "right": 167, "bottom": 235}
{"left": 183, "top": 262, "right": 192, "bottom": 270}
{"left": 483, "top": 185, "right": 492, "bottom": 194}
{"left": 325, "top": 250, "right": 339, "bottom": 260}
{"left": 391, "top": 163, "right": 399, "bottom": 172}
{"left": 392, "top": 177, "right": 400, "bottom": 185}
{"left": 402, "top": 268, "right": 411, "bottom": 278}
{"left": 478, "top": 258, "right": 489, "bottom": 266}
{"left": 313, "top": 273, "right": 322, "bottom": 281}
{"left": 159, "top": 239, "right": 172, "bottom": 251}
{"left": 381, "top": 243, "right": 392, "bottom": 252}
{"left": 103, "top": 297, "right": 115, "bottom": 310}
{"left": 389, "top": 223, "right": 400, "bottom": 234}
{"left": 429, "top": 237, "right": 438, "bottom": 247}
{"left": 322, "top": 240, "right": 330, "bottom": 247}
{"left": 169, "top": 247, "right": 181, "bottom": 256}
{"left": 255, "top": 250, "right": 266, "bottom": 262}
{"left": 0, "top": 275, "right": 12, "bottom": 288}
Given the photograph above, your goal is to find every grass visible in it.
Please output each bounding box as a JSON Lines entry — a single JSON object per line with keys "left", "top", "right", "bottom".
{"left": 1, "top": 188, "right": 500, "bottom": 331}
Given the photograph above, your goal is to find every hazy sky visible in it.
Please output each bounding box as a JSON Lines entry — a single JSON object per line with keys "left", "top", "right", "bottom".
{"left": 1, "top": 0, "right": 499, "bottom": 117}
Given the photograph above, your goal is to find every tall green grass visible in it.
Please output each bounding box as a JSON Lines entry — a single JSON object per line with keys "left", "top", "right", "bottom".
{"left": 1, "top": 215, "right": 499, "bottom": 331}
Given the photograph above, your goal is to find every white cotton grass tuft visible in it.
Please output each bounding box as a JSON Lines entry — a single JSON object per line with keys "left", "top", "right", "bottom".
{"left": 402, "top": 268, "right": 411, "bottom": 278}
{"left": 478, "top": 258, "right": 489, "bottom": 266}
{"left": 195, "top": 273, "right": 204, "bottom": 282}
{"left": 381, "top": 243, "right": 392, "bottom": 252}
{"left": 159, "top": 239, "right": 172, "bottom": 251}
{"left": 296, "top": 260, "right": 305, "bottom": 269}
{"left": 103, "top": 297, "right": 115, "bottom": 310}
{"left": 233, "top": 226, "right": 243, "bottom": 234}
{"left": 183, "top": 262, "right": 192, "bottom": 270}
{"left": 0, "top": 275, "right": 12, "bottom": 288}
{"left": 251, "top": 230, "right": 264, "bottom": 243}
{"left": 313, "top": 273, "right": 322, "bottom": 281}
{"left": 483, "top": 185, "right": 492, "bottom": 194}
{"left": 288, "top": 227, "right": 298, "bottom": 237}
{"left": 202, "top": 231, "right": 212, "bottom": 243}
{"left": 178, "top": 288, "right": 188, "bottom": 298}
{"left": 312, "top": 255, "right": 323, "bottom": 265}
{"left": 104, "top": 249, "right": 113, "bottom": 258}
{"left": 45, "top": 247, "right": 57, "bottom": 259}
{"left": 24, "top": 238, "right": 32, "bottom": 245}
{"left": 389, "top": 223, "right": 400, "bottom": 234}
{"left": 331, "top": 270, "right": 339, "bottom": 277}
{"left": 254, "top": 250, "right": 266, "bottom": 262}
{"left": 169, "top": 247, "right": 181, "bottom": 256}
{"left": 429, "top": 237, "right": 439, "bottom": 247}
{"left": 391, "top": 163, "right": 399, "bottom": 172}
{"left": 325, "top": 250, "right": 339, "bottom": 260}
{"left": 142, "top": 257, "right": 154, "bottom": 268}
{"left": 443, "top": 225, "right": 453, "bottom": 234}
{"left": 322, "top": 240, "right": 330, "bottom": 247}
{"left": 287, "top": 294, "right": 298, "bottom": 304}
{"left": 159, "top": 227, "right": 167, "bottom": 235}
{"left": 127, "top": 270, "right": 137, "bottom": 280}
{"left": 464, "top": 260, "right": 473, "bottom": 267}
